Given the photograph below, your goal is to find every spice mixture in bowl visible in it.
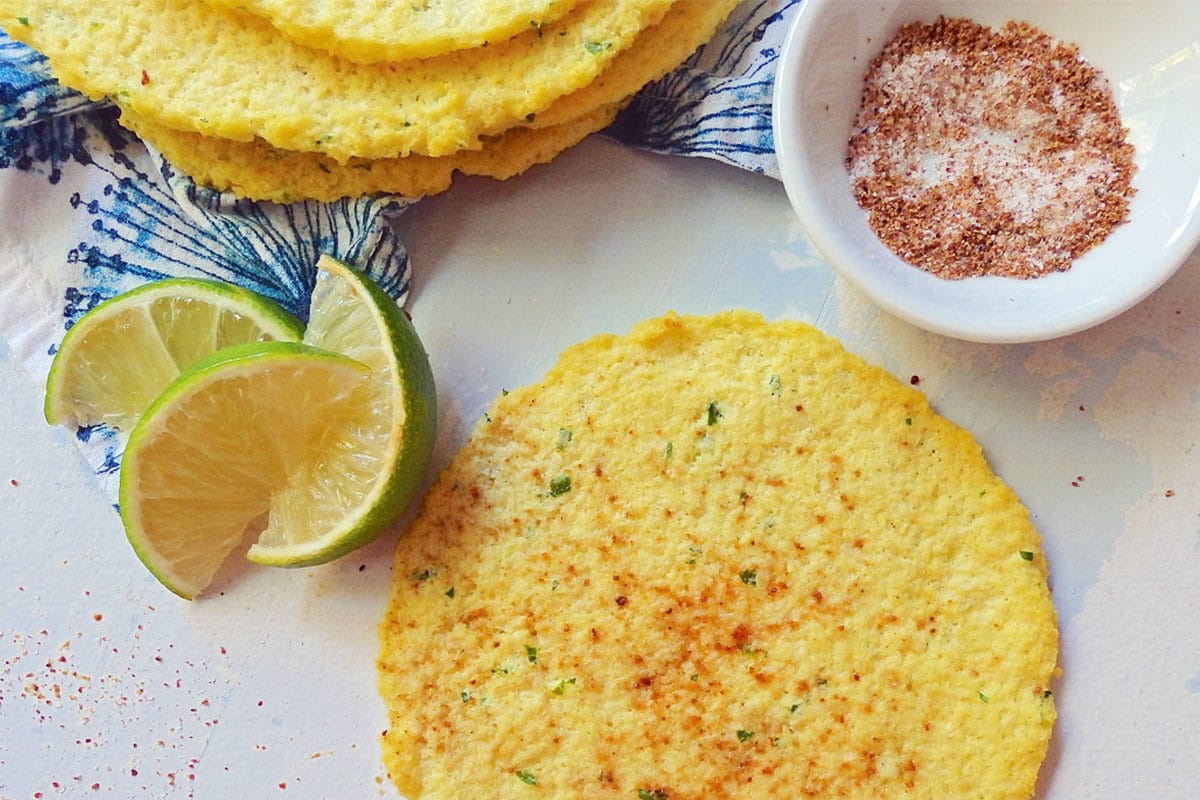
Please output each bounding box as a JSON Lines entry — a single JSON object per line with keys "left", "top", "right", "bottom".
{"left": 846, "top": 16, "right": 1137, "bottom": 281}
{"left": 773, "top": 0, "right": 1200, "bottom": 343}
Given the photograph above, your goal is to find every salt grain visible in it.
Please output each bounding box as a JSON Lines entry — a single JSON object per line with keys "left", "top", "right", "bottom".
{"left": 846, "top": 17, "right": 1136, "bottom": 279}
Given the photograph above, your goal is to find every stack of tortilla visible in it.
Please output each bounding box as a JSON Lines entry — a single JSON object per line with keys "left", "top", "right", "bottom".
{"left": 1, "top": 0, "right": 740, "bottom": 201}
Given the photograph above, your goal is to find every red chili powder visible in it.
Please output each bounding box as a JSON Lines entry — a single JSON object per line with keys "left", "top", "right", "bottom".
{"left": 846, "top": 17, "right": 1136, "bottom": 279}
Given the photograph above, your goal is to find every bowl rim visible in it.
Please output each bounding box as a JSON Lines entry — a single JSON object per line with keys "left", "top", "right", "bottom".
{"left": 771, "top": 0, "right": 1200, "bottom": 344}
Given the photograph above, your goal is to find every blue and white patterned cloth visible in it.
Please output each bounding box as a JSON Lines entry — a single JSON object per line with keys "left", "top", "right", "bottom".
{"left": 0, "top": 0, "right": 800, "bottom": 500}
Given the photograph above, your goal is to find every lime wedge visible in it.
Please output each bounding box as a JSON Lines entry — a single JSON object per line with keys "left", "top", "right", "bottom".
{"left": 45, "top": 278, "right": 303, "bottom": 431}
{"left": 117, "top": 257, "right": 437, "bottom": 597}
{"left": 245, "top": 255, "right": 437, "bottom": 566}
{"left": 118, "top": 341, "right": 371, "bottom": 599}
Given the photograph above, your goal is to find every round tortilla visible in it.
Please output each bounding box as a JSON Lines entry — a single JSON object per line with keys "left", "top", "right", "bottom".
{"left": 120, "top": 102, "right": 623, "bottom": 203}
{"left": 378, "top": 311, "right": 1059, "bottom": 799}
{"left": 200, "top": 0, "right": 583, "bottom": 64}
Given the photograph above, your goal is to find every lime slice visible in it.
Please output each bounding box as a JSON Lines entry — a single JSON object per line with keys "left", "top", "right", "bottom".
{"left": 119, "top": 341, "right": 371, "bottom": 599}
{"left": 245, "top": 255, "right": 437, "bottom": 566}
{"left": 45, "top": 278, "right": 303, "bottom": 431}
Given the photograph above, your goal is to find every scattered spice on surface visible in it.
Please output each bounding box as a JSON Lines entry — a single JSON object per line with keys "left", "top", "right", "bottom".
{"left": 846, "top": 16, "right": 1136, "bottom": 279}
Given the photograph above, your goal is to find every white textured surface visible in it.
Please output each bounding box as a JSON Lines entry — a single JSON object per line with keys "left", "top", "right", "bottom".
{"left": 2, "top": 137, "right": 1199, "bottom": 797}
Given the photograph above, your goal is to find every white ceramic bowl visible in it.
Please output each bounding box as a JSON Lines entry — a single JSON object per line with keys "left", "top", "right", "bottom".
{"left": 772, "top": 0, "right": 1200, "bottom": 343}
